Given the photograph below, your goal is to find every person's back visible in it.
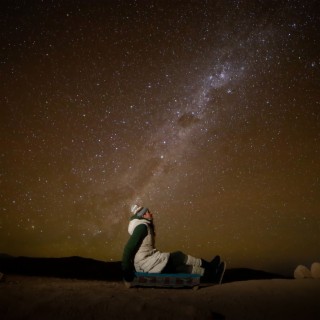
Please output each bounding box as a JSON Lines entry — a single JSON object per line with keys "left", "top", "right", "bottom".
{"left": 128, "top": 212, "right": 169, "bottom": 273}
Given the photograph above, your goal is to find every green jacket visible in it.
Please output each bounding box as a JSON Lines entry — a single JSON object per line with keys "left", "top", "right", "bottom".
{"left": 122, "top": 216, "right": 148, "bottom": 272}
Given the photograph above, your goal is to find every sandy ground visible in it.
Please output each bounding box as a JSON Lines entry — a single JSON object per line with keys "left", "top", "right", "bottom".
{"left": 0, "top": 275, "right": 320, "bottom": 320}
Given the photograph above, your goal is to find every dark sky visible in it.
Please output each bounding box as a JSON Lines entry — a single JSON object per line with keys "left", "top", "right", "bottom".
{"left": 1, "top": 0, "right": 319, "bottom": 275}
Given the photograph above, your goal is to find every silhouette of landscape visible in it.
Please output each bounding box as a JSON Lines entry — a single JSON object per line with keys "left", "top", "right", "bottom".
{"left": 1, "top": 254, "right": 319, "bottom": 320}
{"left": 0, "top": 253, "right": 289, "bottom": 283}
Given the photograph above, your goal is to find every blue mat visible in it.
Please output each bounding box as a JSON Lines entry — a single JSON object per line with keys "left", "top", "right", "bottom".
{"left": 125, "top": 272, "right": 202, "bottom": 288}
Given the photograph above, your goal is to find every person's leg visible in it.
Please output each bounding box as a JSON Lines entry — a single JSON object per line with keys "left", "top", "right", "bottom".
{"left": 201, "top": 255, "right": 220, "bottom": 270}
{"left": 199, "top": 255, "right": 221, "bottom": 283}
{"left": 180, "top": 254, "right": 221, "bottom": 279}
{"left": 162, "top": 251, "right": 221, "bottom": 279}
{"left": 162, "top": 251, "right": 188, "bottom": 273}
{"left": 185, "top": 255, "right": 202, "bottom": 267}
{"left": 162, "top": 251, "right": 205, "bottom": 275}
{"left": 185, "top": 254, "right": 223, "bottom": 276}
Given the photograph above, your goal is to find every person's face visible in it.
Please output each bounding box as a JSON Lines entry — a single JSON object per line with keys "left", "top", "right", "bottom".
{"left": 143, "top": 210, "right": 153, "bottom": 220}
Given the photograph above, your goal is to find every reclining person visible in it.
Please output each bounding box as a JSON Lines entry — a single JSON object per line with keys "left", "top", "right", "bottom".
{"left": 122, "top": 205, "right": 222, "bottom": 283}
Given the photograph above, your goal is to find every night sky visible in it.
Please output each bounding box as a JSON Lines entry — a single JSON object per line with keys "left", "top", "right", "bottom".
{"left": 1, "top": 0, "right": 319, "bottom": 275}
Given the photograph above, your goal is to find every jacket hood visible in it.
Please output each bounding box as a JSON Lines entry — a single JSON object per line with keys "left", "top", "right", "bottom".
{"left": 128, "top": 217, "right": 151, "bottom": 235}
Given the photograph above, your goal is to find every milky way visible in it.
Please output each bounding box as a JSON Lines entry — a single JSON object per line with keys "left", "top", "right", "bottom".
{"left": 1, "top": 1, "right": 319, "bottom": 274}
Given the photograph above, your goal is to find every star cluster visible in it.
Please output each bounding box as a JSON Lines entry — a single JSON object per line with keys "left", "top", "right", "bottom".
{"left": 0, "top": 1, "right": 319, "bottom": 274}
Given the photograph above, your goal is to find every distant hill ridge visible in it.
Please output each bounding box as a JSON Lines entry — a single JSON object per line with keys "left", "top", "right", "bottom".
{"left": 0, "top": 254, "right": 290, "bottom": 282}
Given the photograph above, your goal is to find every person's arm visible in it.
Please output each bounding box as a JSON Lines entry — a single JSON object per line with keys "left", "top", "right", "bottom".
{"left": 122, "top": 224, "right": 148, "bottom": 280}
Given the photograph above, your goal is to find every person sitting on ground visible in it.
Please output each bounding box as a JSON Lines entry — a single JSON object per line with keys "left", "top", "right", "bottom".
{"left": 122, "top": 204, "right": 222, "bottom": 283}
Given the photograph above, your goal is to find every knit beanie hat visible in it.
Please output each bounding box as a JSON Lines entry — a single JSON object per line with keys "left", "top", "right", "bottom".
{"left": 131, "top": 204, "right": 149, "bottom": 218}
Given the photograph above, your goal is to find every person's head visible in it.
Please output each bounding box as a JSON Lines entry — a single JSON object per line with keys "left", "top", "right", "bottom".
{"left": 131, "top": 204, "right": 153, "bottom": 220}
{"left": 142, "top": 210, "right": 153, "bottom": 220}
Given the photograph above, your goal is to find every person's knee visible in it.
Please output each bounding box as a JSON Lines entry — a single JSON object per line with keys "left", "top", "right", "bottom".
{"left": 170, "top": 251, "right": 187, "bottom": 265}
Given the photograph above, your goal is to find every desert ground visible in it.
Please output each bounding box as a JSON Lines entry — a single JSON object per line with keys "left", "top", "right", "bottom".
{"left": 1, "top": 273, "right": 320, "bottom": 320}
